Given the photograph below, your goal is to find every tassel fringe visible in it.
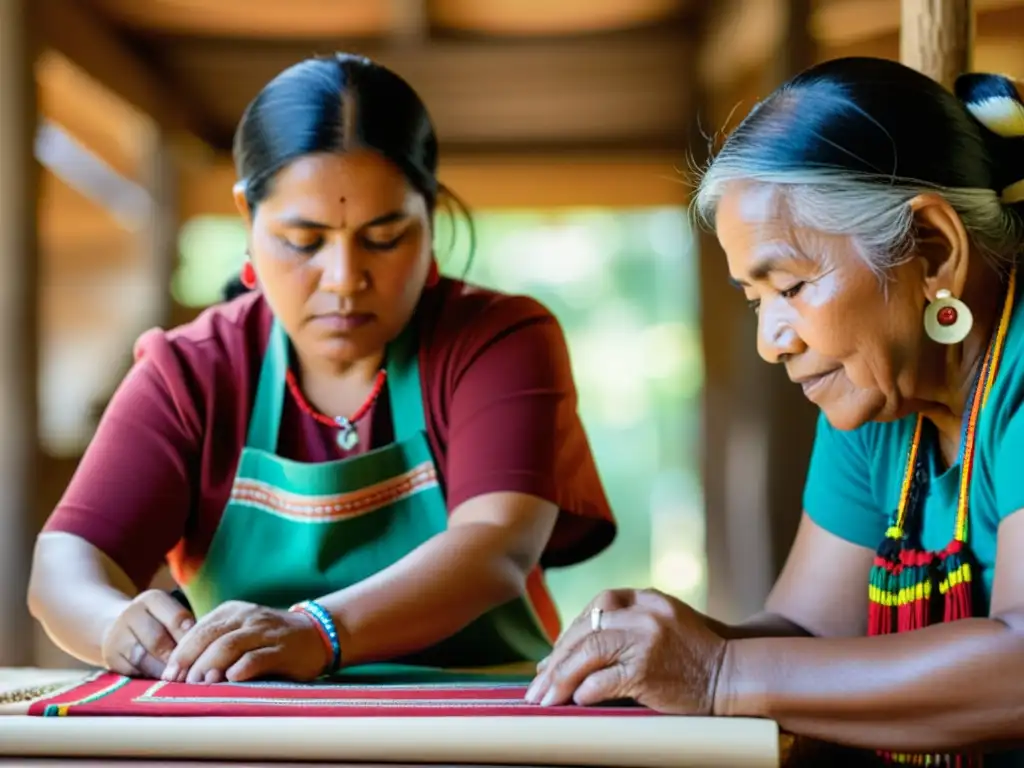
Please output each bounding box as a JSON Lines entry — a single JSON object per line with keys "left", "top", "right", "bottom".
{"left": 867, "top": 536, "right": 982, "bottom": 767}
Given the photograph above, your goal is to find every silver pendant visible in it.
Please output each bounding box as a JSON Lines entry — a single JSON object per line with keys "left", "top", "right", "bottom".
{"left": 335, "top": 418, "right": 359, "bottom": 450}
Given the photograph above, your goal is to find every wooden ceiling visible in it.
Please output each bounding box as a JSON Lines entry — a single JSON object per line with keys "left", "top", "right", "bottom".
{"left": 87, "top": 0, "right": 689, "bottom": 39}
{"left": 35, "top": 0, "right": 1024, "bottom": 190}
{"left": 67, "top": 0, "right": 699, "bottom": 155}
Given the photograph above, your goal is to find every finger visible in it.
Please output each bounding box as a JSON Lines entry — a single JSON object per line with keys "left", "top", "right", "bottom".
{"left": 141, "top": 590, "right": 196, "bottom": 643}
{"left": 553, "top": 590, "right": 638, "bottom": 652}
{"left": 572, "top": 665, "right": 629, "bottom": 707}
{"left": 185, "top": 629, "right": 265, "bottom": 684}
{"left": 526, "top": 607, "right": 635, "bottom": 702}
{"left": 527, "top": 629, "right": 627, "bottom": 707}
{"left": 128, "top": 605, "right": 182, "bottom": 666}
{"left": 593, "top": 589, "right": 639, "bottom": 611}
{"left": 164, "top": 614, "right": 236, "bottom": 682}
{"left": 104, "top": 605, "right": 169, "bottom": 679}
{"left": 632, "top": 588, "right": 681, "bottom": 618}
{"left": 126, "top": 627, "right": 168, "bottom": 679}
{"left": 225, "top": 647, "right": 281, "bottom": 683}
{"left": 103, "top": 647, "right": 142, "bottom": 678}
{"left": 101, "top": 618, "right": 142, "bottom": 677}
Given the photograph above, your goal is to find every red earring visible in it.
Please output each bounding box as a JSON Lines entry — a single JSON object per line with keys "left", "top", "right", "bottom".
{"left": 425, "top": 259, "right": 440, "bottom": 288}
{"left": 240, "top": 261, "right": 257, "bottom": 290}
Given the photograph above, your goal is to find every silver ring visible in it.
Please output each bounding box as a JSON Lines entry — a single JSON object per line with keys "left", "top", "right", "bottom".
{"left": 590, "top": 607, "right": 603, "bottom": 632}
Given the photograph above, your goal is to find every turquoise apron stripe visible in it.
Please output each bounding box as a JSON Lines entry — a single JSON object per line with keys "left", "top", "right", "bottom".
{"left": 245, "top": 320, "right": 289, "bottom": 453}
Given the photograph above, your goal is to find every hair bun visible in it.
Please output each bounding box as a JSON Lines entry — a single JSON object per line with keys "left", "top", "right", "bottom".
{"left": 956, "top": 72, "right": 1024, "bottom": 204}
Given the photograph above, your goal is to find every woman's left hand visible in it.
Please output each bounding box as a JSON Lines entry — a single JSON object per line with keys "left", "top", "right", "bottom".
{"left": 162, "top": 601, "right": 329, "bottom": 684}
{"left": 524, "top": 589, "right": 728, "bottom": 714}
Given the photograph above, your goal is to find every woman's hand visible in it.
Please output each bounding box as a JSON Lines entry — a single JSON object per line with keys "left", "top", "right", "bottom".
{"left": 524, "top": 589, "right": 728, "bottom": 715}
{"left": 101, "top": 589, "right": 196, "bottom": 679}
{"left": 162, "top": 601, "right": 329, "bottom": 684}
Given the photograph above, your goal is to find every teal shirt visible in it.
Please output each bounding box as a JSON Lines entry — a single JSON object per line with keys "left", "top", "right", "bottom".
{"left": 804, "top": 285, "right": 1024, "bottom": 612}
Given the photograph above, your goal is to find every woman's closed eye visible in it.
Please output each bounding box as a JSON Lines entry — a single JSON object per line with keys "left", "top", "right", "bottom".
{"left": 280, "top": 229, "right": 408, "bottom": 255}
{"left": 780, "top": 281, "right": 806, "bottom": 299}
{"left": 362, "top": 230, "right": 408, "bottom": 251}
{"left": 745, "top": 281, "right": 806, "bottom": 313}
{"left": 283, "top": 236, "right": 323, "bottom": 255}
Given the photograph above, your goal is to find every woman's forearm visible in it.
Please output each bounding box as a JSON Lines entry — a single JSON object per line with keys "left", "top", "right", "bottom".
{"left": 717, "top": 616, "right": 1024, "bottom": 752}
{"left": 316, "top": 522, "right": 533, "bottom": 665}
{"left": 28, "top": 534, "right": 136, "bottom": 666}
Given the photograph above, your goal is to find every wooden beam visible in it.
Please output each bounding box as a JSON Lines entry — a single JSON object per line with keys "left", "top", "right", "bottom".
{"left": 815, "top": 0, "right": 1013, "bottom": 48}
{"left": 36, "top": 51, "right": 148, "bottom": 181}
{"left": 698, "top": 0, "right": 786, "bottom": 91}
{"left": 91, "top": 0, "right": 392, "bottom": 39}
{"left": 37, "top": 0, "right": 216, "bottom": 145}
{"left": 178, "top": 153, "right": 689, "bottom": 222}
{"left": 162, "top": 31, "right": 694, "bottom": 151}
{"left": 390, "top": 0, "right": 430, "bottom": 43}
{"left": 0, "top": 0, "right": 40, "bottom": 666}
{"left": 900, "top": 0, "right": 974, "bottom": 90}
{"left": 429, "top": 0, "right": 686, "bottom": 35}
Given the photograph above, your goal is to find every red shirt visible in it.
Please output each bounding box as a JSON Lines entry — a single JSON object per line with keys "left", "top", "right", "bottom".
{"left": 44, "top": 280, "right": 616, "bottom": 590}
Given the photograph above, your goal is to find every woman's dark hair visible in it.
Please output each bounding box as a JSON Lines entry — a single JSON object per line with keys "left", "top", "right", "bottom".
{"left": 695, "top": 56, "right": 1024, "bottom": 271}
{"left": 225, "top": 53, "right": 473, "bottom": 300}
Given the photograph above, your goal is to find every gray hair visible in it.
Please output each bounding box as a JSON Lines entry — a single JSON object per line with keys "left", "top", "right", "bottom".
{"left": 694, "top": 165, "right": 1022, "bottom": 275}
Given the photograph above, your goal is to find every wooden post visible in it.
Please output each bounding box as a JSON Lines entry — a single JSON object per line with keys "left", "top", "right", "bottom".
{"left": 761, "top": 0, "right": 819, "bottom": 598}
{"left": 0, "top": 0, "right": 40, "bottom": 666}
{"left": 900, "top": 0, "right": 974, "bottom": 90}
{"left": 699, "top": 0, "right": 818, "bottom": 623}
{"left": 140, "top": 128, "right": 180, "bottom": 331}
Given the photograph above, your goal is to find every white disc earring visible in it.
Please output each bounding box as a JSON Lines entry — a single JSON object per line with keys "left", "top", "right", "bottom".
{"left": 924, "top": 289, "right": 973, "bottom": 345}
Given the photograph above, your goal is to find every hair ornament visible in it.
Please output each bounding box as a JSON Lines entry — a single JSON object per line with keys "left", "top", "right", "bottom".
{"left": 956, "top": 72, "right": 1024, "bottom": 203}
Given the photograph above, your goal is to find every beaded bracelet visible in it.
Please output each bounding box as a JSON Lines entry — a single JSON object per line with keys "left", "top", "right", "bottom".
{"left": 289, "top": 600, "right": 342, "bottom": 676}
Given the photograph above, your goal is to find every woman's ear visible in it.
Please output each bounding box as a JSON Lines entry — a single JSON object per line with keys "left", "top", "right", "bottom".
{"left": 908, "top": 193, "right": 971, "bottom": 302}
{"left": 233, "top": 182, "right": 252, "bottom": 225}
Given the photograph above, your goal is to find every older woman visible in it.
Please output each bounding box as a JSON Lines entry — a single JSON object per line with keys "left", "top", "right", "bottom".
{"left": 527, "top": 57, "right": 1024, "bottom": 765}
{"left": 28, "top": 53, "right": 615, "bottom": 686}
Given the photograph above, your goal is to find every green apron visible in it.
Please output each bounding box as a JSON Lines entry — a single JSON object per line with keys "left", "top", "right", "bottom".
{"left": 179, "top": 318, "right": 554, "bottom": 672}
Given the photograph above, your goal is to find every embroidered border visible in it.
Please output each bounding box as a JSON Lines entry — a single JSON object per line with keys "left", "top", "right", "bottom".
{"left": 43, "top": 674, "right": 131, "bottom": 717}
{"left": 229, "top": 461, "right": 438, "bottom": 523}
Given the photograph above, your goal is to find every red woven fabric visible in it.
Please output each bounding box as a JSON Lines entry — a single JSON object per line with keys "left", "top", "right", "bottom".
{"left": 29, "top": 673, "right": 659, "bottom": 718}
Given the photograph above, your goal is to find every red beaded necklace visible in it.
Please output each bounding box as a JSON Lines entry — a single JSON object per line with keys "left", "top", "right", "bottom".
{"left": 285, "top": 368, "right": 387, "bottom": 450}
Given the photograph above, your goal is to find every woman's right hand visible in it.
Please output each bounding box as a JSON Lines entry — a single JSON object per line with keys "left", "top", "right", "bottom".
{"left": 100, "top": 590, "right": 196, "bottom": 678}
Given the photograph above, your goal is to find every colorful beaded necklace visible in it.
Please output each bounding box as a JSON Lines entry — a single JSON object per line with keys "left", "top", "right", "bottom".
{"left": 285, "top": 368, "right": 388, "bottom": 451}
{"left": 867, "top": 269, "right": 1016, "bottom": 768}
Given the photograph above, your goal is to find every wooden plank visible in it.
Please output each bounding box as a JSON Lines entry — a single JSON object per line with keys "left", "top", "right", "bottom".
{"left": 92, "top": 0, "right": 688, "bottom": 38}
{"left": 161, "top": 31, "right": 693, "bottom": 150}
{"left": 37, "top": 0, "right": 216, "bottom": 144}
{"left": 36, "top": 52, "right": 148, "bottom": 181}
{"left": 900, "top": 0, "right": 975, "bottom": 90}
{"left": 704, "top": 0, "right": 1019, "bottom": 96}
{"left": 0, "top": 0, "right": 40, "bottom": 666}
{"left": 698, "top": 0, "right": 786, "bottom": 90}
{"left": 429, "top": 0, "right": 686, "bottom": 35}
{"left": 91, "top": 0, "right": 393, "bottom": 38}
{"left": 815, "top": 0, "right": 1011, "bottom": 47}
{"left": 178, "top": 153, "right": 689, "bottom": 221}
